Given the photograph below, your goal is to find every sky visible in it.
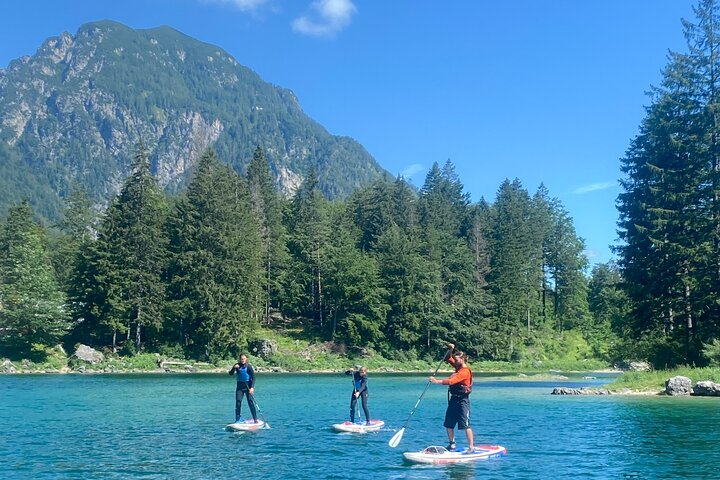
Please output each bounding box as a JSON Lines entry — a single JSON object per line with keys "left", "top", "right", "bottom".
{"left": 0, "top": 0, "right": 699, "bottom": 267}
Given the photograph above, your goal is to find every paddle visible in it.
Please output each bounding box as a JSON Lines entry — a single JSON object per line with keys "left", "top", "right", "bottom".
{"left": 248, "top": 392, "right": 271, "bottom": 429}
{"left": 388, "top": 347, "right": 452, "bottom": 448}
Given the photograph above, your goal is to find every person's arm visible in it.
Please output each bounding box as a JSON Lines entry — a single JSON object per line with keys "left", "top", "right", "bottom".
{"left": 357, "top": 376, "right": 367, "bottom": 394}
{"left": 345, "top": 369, "right": 354, "bottom": 376}
{"left": 229, "top": 364, "right": 238, "bottom": 376}
{"left": 441, "top": 368, "right": 470, "bottom": 386}
{"left": 247, "top": 365, "right": 255, "bottom": 389}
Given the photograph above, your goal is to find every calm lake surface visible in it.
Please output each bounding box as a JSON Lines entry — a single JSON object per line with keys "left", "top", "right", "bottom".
{"left": 1, "top": 372, "right": 719, "bottom": 479}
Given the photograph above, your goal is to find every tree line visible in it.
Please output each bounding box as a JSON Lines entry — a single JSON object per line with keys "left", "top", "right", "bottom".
{"left": 1, "top": 144, "right": 616, "bottom": 363}
{"left": 5, "top": 2, "right": 720, "bottom": 369}
{"left": 616, "top": 0, "right": 720, "bottom": 368}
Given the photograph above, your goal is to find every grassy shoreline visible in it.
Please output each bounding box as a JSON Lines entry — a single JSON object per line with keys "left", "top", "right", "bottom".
{"left": 1, "top": 350, "right": 618, "bottom": 376}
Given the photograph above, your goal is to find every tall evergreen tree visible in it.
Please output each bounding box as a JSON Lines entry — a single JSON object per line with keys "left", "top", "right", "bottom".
{"left": 246, "top": 146, "right": 289, "bottom": 325}
{"left": 488, "top": 179, "right": 543, "bottom": 357}
{"left": 285, "top": 167, "right": 331, "bottom": 331}
{"left": 75, "top": 148, "right": 168, "bottom": 352}
{"left": 323, "top": 208, "right": 389, "bottom": 347}
{"left": 166, "top": 149, "right": 263, "bottom": 359}
{"left": 617, "top": 0, "right": 720, "bottom": 365}
{"left": 0, "top": 201, "right": 70, "bottom": 355}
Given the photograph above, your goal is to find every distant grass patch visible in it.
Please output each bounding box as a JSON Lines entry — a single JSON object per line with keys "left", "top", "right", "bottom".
{"left": 607, "top": 367, "right": 720, "bottom": 391}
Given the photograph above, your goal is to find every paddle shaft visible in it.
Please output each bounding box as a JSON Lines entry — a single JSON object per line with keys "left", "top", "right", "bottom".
{"left": 404, "top": 349, "right": 450, "bottom": 428}
{"left": 351, "top": 370, "right": 361, "bottom": 422}
{"left": 248, "top": 392, "right": 270, "bottom": 428}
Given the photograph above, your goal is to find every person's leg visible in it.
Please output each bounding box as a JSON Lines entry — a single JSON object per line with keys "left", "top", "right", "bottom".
{"left": 465, "top": 427, "right": 474, "bottom": 450}
{"left": 443, "top": 400, "right": 458, "bottom": 449}
{"left": 246, "top": 390, "right": 258, "bottom": 422}
{"left": 349, "top": 393, "right": 357, "bottom": 422}
{"left": 235, "top": 387, "right": 244, "bottom": 421}
{"left": 360, "top": 392, "right": 370, "bottom": 423}
{"left": 446, "top": 427, "right": 455, "bottom": 446}
{"left": 457, "top": 397, "right": 473, "bottom": 450}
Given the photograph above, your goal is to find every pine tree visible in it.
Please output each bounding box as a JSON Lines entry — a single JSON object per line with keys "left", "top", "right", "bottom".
{"left": 323, "top": 208, "right": 389, "bottom": 347}
{"left": 617, "top": 0, "right": 720, "bottom": 365}
{"left": 0, "top": 201, "right": 70, "bottom": 355}
{"left": 166, "top": 149, "right": 263, "bottom": 359}
{"left": 246, "top": 146, "right": 289, "bottom": 325}
{"left": 285, "top": 167, "right": 331, "bottom": 331}
{"left": 488, "top": 179, "right": 544, "bottom": 357}
{"left": 76, "top": 148, "right": 168, "bottom": 352}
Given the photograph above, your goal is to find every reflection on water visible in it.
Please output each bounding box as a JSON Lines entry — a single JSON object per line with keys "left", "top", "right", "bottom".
{"left": 0, "top": 373, "right": 717, "bottom": 480}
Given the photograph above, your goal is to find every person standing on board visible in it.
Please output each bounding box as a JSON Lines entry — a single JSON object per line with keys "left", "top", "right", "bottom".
{"left": 229, "top": 354, "right": 258, "bottom": 423}
{"left": 430, "top": 343, "right": 474, "bottom": 451}
{"left": 345, "top": 365, "right": 371, "bottom": 425}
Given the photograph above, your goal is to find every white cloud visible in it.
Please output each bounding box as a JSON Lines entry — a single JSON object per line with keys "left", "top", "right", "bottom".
{"left": 401, "top": 163, "right": 424, "bottom": 178}
{"left": 572, "top": 181, "right": 616, "bottom": 194}
{"left": 292, "top": 0, "right": 357, "bottom": 37}
{"left": 201, "top": 0, "right": 270, "bottom": 12}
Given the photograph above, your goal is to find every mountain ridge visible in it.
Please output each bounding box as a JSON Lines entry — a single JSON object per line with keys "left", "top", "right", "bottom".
{"left": 0, "top": 20, "right": 390, "bottom": 219}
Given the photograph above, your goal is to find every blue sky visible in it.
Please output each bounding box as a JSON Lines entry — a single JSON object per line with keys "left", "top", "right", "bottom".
{"left": 0, "top": 0, "right": 697, "bottom": 266}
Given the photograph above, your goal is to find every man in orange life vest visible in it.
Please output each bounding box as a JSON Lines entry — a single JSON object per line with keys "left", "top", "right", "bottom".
{"left": 430, "top": 343, "right": 474, "bottom": 451}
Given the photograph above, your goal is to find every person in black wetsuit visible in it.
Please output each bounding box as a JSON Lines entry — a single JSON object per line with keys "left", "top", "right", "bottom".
{"left": 228, "top": 354, "right": 257, "bottom": 423}
{"left": 345, "top": 366, "right": 371, "bottom": 425}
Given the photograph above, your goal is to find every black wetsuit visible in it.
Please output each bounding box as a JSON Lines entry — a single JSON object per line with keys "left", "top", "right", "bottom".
{"left": 345, "top": 370, "right": 370, "bottom": 423}
{"left": 229, "top": 363, "right": 257, "bottom": 421}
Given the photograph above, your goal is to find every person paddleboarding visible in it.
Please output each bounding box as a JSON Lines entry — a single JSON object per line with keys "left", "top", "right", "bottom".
{"left": 229, "top": 354, "right": 258, "bottom": 423}
{"left": 429, "top": 343, "right": 474, "bottom": 451}
{"left": 345, "top": 365, "right": 371, "bottom": 425}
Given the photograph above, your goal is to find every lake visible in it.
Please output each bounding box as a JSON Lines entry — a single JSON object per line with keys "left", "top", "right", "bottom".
{"left": 1, "top": 372, "right": 718, "bottom": 479}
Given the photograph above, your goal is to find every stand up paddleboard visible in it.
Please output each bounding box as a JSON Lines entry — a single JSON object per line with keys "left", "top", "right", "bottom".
{"left": 403, "top": 445, "right": 507, "bottom": 464}
{"left": 331, "top": 419, "right": 385, "bottom": 433}
{"left": 225, "top": 419, "right": 265, "bottom": 432}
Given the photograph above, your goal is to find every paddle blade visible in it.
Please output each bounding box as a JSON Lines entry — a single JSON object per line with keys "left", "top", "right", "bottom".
{"left": 388, "top": 427, "right": 405, "bottom": 448}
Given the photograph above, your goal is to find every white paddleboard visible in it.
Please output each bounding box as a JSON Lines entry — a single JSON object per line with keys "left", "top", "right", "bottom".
{"left": 331, "top": 419, "right": 385, "bottom": 433}
{"left": 403, "top": 445, "right": 507, "bottom": 464}
{"left": 225, "top": 419, "right": 265, "bottom": 431}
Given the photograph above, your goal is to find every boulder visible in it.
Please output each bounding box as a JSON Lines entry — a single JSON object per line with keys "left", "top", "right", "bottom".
{"left": 248, "top": 339, "right": 277, "bottom": 360}
{"left": 629, "top": 361, "right": 651, "bottom": 372}
{"left": 74, "top": 344, "right": 105, "bottom": 364}
{"left": 1, "top": 359, "right": 17, "bottom": 373}
{"left": 693, "top": 380, "right": 720, "bottom": 396}
{"left": 665, "top": 376, "right": 692, "bottom": 396}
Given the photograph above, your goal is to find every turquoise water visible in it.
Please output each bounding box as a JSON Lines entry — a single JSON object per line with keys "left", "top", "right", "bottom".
{"left": 1, "top": 372, "right": 719, "bottom": 479}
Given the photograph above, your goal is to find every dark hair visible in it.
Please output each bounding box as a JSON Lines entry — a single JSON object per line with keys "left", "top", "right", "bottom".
{"left": 452, "top": 350, "right": 467, "bottom": 361}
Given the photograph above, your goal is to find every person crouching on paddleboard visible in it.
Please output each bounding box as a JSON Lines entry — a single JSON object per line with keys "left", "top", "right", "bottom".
{"left": 229, "top": 354, "right": 258, "bottom": 423}
{"left": 430, "top": 343, "right": 474, "bottom": 451}
{"left": 345, "top": 366, "right": 371, "bottom": 425}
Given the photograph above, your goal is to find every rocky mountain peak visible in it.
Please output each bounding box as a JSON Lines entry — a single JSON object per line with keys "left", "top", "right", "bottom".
{"left": 0, "top": 21, "right": 389, "bottom": 219}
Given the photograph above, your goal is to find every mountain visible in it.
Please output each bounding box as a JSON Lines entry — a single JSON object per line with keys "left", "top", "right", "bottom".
{"left": 0, "top": 20, "right": 390, "bottom": 219}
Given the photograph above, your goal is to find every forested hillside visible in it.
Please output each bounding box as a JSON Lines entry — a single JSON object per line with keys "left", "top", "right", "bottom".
{"left": 0, "top": 20, "right": 389, "bottom": 220}
{"left": 1, "top": 146, "right": 611, "bottom": 366}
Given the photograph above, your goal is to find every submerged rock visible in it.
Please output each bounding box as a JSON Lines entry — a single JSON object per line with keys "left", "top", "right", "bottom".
{"left": 551, "top": 387, "right": 610, "bottom": 395}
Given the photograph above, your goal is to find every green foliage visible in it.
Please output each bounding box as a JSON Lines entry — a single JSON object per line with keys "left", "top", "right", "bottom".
{"left": 165, "top": 149, "right": 263, "bottom": 360}
{"left": 0, "top": 201, "right": 70, "bottom": 356}
{"left": 608, "top": 367, "right": 720, "bottom": 391}
{"left": 0, "top": 21, "right": 391, "bottom": 220}
{"left": 616, "top": 0, "right": 720, "bottom": 367}
{"left": 701, "top": 339, "right": 720, "bottom": 367}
